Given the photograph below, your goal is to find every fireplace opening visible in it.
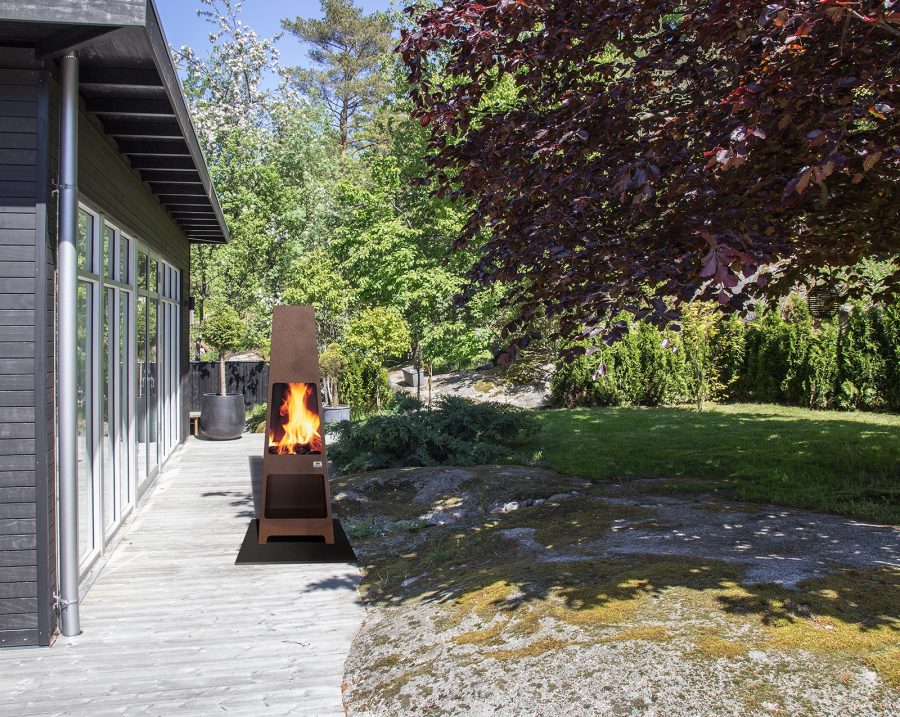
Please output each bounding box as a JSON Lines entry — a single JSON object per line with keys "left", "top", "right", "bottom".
{"left": 268, "top": 382, "right": 323, "bottom": 455}
{"left": 264, "top": 473, "right": 328, "bottom": 519}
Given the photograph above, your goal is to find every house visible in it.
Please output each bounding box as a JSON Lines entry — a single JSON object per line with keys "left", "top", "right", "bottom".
{"left": 0, "top": 0, "right": 228, "bottom": 647}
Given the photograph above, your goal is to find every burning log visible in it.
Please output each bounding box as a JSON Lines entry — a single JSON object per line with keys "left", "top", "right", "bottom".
{"left": 268, "top": 382, "right": 323, "bottom": 455}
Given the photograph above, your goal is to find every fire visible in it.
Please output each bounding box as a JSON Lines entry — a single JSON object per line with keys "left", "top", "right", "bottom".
{"left": 268, "top": 382, "right": 322, "bottom": 455}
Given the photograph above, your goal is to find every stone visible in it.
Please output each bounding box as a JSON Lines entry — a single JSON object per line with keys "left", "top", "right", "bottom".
{"left": 333, "top": 489, "right": 369, "bottom": 503}
{"left": 548, "top": 493, "right": 572, "bottom": 503}
{"left": 401, "top": 574, "right": 426, "bottom": 588}
{"left": 426, "top": 509, "right": 467, "bottom": 526}
{"left": 490, "top": 501, "right": 522, "bottom": 514}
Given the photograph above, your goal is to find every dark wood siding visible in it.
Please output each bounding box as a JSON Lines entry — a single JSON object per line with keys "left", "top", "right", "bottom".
{"left": 0, "top": 67, "right": 48, "bottom": 648}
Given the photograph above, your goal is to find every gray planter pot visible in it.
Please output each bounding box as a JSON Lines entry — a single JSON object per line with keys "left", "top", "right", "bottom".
{"left": 199, "top": 393, "right": 245, "bottom": 440}
{"left": 401, "top": 366, "right": 425, "bottom": 387}
{"left": 323, "top": 405, "right": 351, "bottom": 425}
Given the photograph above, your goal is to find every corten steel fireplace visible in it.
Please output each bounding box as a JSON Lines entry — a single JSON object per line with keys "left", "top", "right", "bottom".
{"left": 259, "top": 306, "right": 335, "bottom": 544}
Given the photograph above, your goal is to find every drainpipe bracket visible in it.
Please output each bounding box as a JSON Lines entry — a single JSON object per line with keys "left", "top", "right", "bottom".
{"left": 51, "top": 592, "right": 73, "bottom": 614}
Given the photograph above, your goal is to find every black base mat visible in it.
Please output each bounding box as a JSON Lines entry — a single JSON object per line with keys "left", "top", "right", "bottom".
{"left": 235, "top": 519, "right": 357, "bottom": 565}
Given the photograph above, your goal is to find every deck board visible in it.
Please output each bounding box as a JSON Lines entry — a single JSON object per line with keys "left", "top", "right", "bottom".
{"left": 0, "top": 435, "right": 366, "bottom": 716}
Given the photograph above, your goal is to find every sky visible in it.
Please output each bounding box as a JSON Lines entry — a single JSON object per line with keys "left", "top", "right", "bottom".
{"left": 155, "top": 0, "right": 396, "bottom": 71}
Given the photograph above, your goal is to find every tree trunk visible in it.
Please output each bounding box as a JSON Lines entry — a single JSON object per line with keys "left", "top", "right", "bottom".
{"left": 219, "top": 358, "right": 227, "bottom": 396}
{"left": 339, "top": 94, "right": 350, "bottom": 155}
{"left": 415, "top": 341, "right": 422, "bottom": 403}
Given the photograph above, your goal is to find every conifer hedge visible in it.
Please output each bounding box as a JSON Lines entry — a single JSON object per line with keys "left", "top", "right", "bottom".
{"left": 552, "top": 298, "right": 900, "bottom": 413}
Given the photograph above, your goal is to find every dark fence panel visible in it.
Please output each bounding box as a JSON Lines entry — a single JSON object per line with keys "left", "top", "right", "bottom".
{"left": 190, "top": 361, "right": 269, "bottom": 411}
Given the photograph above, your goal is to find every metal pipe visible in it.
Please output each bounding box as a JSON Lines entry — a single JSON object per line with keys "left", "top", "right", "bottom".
{"left": 57, "top": 52, "right": 81, "bottom": 637}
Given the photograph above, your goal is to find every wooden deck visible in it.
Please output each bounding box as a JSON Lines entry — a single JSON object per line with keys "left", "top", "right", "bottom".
{"left": 0, "top": 435, "right": 366, "bottom": 716}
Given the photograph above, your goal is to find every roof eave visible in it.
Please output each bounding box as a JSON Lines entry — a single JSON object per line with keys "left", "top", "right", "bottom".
{"left": 143, "top": 0, "right": 229, "bottom": 244}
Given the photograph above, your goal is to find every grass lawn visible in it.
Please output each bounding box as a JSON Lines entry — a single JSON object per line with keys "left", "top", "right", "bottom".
{"left": 519, "top": 403, "right": 900, "bottom": 524}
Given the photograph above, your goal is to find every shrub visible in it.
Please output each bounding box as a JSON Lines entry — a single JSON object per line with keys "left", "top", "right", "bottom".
{"left": 681, "top": 301, "right": 726, "bottom": 409}
{"left": 338, "top": 351, "right": 390, "bottom": 417}
{"left": 329, "top": 396, "right": 539, "bottom": 474}
{"left": 801, "top": 319, "right": 839, "bottom": 409}
{"left": 551, "top": 318, "right": 684, "bottom": 407}
{"left": 551, "top": 350, "right": 620, "bottom": 407}
{"left": 713, "top": 313, "right": 746, "bottom": 394}
{"left": 629, "top": 321, "right": 682, "bottom": 406}
{"left": 246, "top": 402, "right": 267, "bottom": 433}
{"left": 550, "top": 294, "right": 898, "bottom": 414}
{"left": 780, "top": 295, "right": 816, "bottom": 405}
{"left": 836, "top": 303, "right": 888, "bottom": 411}
{"left": 873, "top": 303, "right": 900, "bottom": 412}
{"left": 738, "top": 303, "right": 792, "bottom": 403}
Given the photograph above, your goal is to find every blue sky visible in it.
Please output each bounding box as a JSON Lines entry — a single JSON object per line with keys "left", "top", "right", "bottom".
{"left": 155, "top": 0, "right": 396, "bottom": 70}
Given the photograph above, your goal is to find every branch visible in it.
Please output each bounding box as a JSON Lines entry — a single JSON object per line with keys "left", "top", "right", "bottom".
{"left": 848, "top": 9, "right": 900, "bottom": 38}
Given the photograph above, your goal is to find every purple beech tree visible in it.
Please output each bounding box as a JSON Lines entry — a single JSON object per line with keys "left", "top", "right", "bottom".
{"left": 399, "top": 0, "right": 899, "bottom": 350}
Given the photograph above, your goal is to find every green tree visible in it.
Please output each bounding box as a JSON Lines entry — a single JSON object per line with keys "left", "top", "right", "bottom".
{"left": 346, "top": 306, "right": 410, "bottom": 409}
{"left": 329, "top": 99, "right": 502, "bottom": 372}
{"left": 281, "top": 245, "right": 356, "bottom": 350}
{"left": 319, "top": 343, "right": 349, "bottom": 406}
{"left": 346, "top": 306, "right": 410, "bottom": 367}
{"left": 201, "top": 305, "right": 245, "bottom": 395}
{"left": 282, "top": 0, "right": 393, "bottom": 153}
{"left": 177, "top": 0, "right": 341, "bottom": 355}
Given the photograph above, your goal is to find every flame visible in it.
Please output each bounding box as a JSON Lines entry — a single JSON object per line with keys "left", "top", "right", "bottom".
{"left": 268, "top": 382, "right": 322, "bottom": 455}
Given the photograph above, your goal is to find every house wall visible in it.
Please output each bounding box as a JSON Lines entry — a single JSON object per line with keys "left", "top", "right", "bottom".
{"left": 0, "top": 60, "right": 194, "bottom": 648}
{"left": 0, "top": 67, "right": 52, "bottom": 648}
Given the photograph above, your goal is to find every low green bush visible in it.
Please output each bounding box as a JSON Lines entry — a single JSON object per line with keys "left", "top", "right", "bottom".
{"left": 329, "top": 395, "right": 539, "bottom": 474}
{"left": 245, "top": 402, "right": 267, "bottom": 433}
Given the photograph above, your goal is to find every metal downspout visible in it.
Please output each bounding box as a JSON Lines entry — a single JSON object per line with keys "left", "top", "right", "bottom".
{"left": 57, "top": 52, "right": 81, "bottom": 637}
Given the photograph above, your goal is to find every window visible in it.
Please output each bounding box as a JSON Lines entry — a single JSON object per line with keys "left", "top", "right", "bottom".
{"left": 70, "top": 202, "right": 184, "bottom": 573}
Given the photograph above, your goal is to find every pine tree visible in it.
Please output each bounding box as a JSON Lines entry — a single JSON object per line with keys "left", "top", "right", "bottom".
{"left": 282, "top": 0, "right": 393, "bottom": 153}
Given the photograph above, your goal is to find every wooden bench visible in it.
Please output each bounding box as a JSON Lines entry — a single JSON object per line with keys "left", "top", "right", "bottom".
{"left": 190, "top": 410, "right": 201, "bottom": 436}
